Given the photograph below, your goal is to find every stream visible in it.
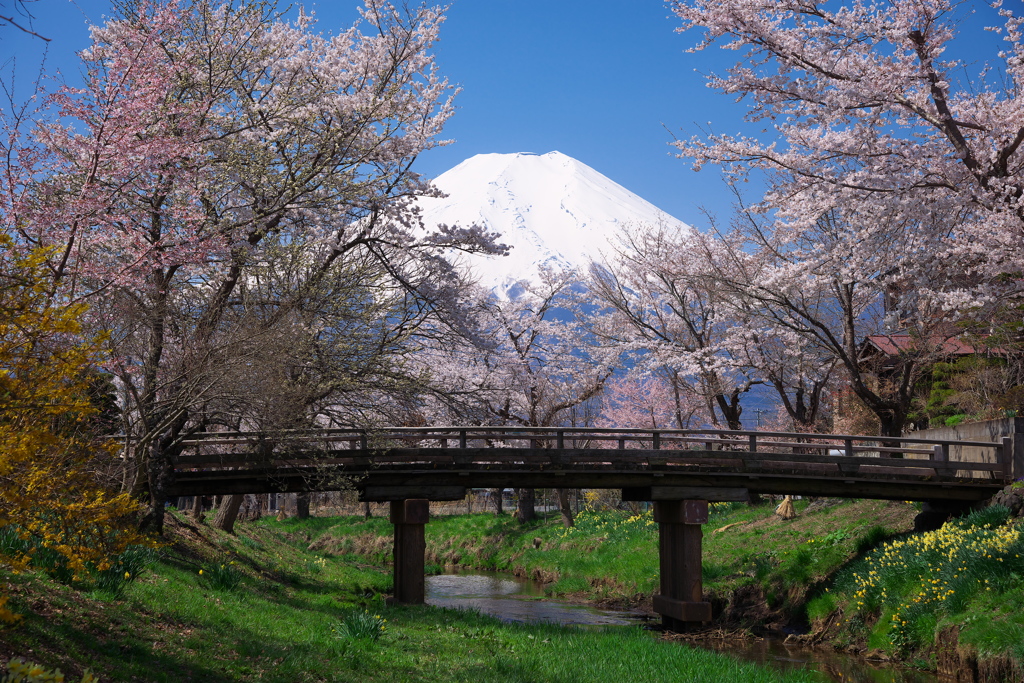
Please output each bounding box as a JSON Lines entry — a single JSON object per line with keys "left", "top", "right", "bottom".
{"left": 424, "top": 570, "right": 945, "bottom": 683}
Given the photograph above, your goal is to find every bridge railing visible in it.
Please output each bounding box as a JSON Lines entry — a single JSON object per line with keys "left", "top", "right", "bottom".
{"left": 171, "top": 426, "right": 1014, "bottom": 484}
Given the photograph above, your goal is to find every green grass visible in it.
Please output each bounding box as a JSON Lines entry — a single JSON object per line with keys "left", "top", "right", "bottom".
{"left": 292, "top": 498, "right": 917, "bottom": 617}
{"left": 0, "top": 512, "right": 821, "bottom": 683}
{"left": 19, "top": 496, "right": 1001, "bottom": 679}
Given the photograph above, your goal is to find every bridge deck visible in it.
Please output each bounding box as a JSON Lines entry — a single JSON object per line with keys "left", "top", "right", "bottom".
{"left": 165, "top": 427, "right": 1014, "bottom": 502}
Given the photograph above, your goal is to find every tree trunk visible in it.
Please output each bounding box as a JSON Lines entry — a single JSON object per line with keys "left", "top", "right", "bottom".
{"left": 138, "top": 421, "right": 184, "bottom": 536}
{"left": 493, "top": 488, "right": 503, "bottom": 515}
{"left": 556, "top": 488, "right": 574, "bottom": 527}
{"left": 848, "top": 374, "right": 909, "bottom": 442}
{"left": 715, "top": 390, "right": 744, "bottom": 431}
{"left": 189, "top": 494, "right": 204, "bottom": 522}
{"left": 241, "top": 494, "right": 261, "bottom": 521}
{"left": 295, "top": 492, "right": 310, "bottom": 519}
{"left": 213, "top": 494, "right": 244, "bottom": 534}
{"left": 878, "top": 411, "right": 906, "bottom": 438}
{"left": 515, "top": 488, "right": 536, "bottom": 524}
{"left": 363, "top": 501, "right": 372, "bottom": 519}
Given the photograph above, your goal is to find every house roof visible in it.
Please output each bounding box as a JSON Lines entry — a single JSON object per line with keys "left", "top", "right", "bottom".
{"left": 861, "top": 334, "right": 1006, "bottom": 357}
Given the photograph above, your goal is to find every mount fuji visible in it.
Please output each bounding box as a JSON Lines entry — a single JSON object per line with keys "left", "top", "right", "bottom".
{"left": 416, "top": 151, "right": 691, "bottom": 296}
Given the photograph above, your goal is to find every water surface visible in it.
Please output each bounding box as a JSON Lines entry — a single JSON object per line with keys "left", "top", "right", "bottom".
{"left": 426, "top": 571, "right": 641, "bottom": 627}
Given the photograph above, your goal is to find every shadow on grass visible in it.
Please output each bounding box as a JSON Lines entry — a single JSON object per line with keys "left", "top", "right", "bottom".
{"left": 9, "top": 613, "right": 238, "bottom": 683}
{"left": 9, "top": 583, "right": 374, "bottom": 682}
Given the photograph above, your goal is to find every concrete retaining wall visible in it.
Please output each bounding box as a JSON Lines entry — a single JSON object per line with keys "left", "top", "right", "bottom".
{"left": 911, "top": 418, "right": 1024, "bottom": 481}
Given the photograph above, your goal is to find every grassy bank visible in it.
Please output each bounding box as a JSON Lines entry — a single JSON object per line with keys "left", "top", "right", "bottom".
{"left": 0, "top": 512, "right": 821, "bottom": 683}
{"left": 807, "top": 504, "right": 1024, "bottom": 676}
{"left": 308, "top": 498, "right": 917, "bottom": 626}
{"left": 298, "top": 496, "right": 1024, "bottom": 674}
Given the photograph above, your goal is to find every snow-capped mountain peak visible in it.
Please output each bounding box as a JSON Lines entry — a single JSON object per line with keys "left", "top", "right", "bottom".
{"left": 417, "top": 151, "right": 691, "bottom": 296}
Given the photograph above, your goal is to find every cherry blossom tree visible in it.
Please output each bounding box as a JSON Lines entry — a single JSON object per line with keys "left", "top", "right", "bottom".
{"left": 420, "top": 269, "right": 614, "bottom": 525}
{"left": 482, "top": 270, "right": 615, "bottom": 525}
{"left": 479, "top": 272, "right": 612, "bottom": 429}
{"left": 693, "top": 209, "right": 838, "bottom": 432}
{"left": 588, "top": 223, "right": 757, "bottom": 430}
{"left": 703, "top": 202, "right": 973, "bottom": 437}
{"left": 718, "top": 323, "right": 835, "bottom": 432}
{"left": 596, "top": 373, "right": 706, "bottom": 431}
{"left": 4, "top": 0, "right": 498, "bottom": 533}
{"left": 669, "top": 0, "right": 1024, "bottom": 314}
{"left": 199, "top": 248, "right": 451, "bottom": 532}
{"left": 589, "top": 219, "right": 840, "bottom": 433}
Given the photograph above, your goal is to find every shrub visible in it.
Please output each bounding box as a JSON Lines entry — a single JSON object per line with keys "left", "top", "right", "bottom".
{"left": 29, "top": 546, "right": 76, "bottom": 585}
{"left": 805, "top": 591, "right": 836, "bottom": 622}
{"left": 0, "top": 241, "right": 152, "bottom": 599}
{"left": 0, "top": 527, "right": 31, "bottom": 562}
{"left": 748, "top": 551, "right": 778, "bottom": 581}
{"left": 779, "top": 546, "right": 814, "bottom": 586}
{"left": 962, "top": 504, "right": 1011, "bottom": 530}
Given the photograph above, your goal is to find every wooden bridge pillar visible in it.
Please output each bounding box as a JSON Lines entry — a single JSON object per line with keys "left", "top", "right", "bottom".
{"left": 652, "top": 500, "right": 712, "bottom": 631}
{"left": 390, "top": 499, "right": 429, "bottom": 604}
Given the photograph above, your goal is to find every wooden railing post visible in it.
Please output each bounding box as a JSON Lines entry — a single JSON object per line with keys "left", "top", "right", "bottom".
{"left": 834, "top": 438, "right": 859, "bottom": 475}
{"left": 748, "top": 433, "right": 756, "bottom": 453}
{"left": 1001, "top": 436, "right": 1013, "bottom": 483}
{"left": 557, "top": 430, "right": 564, "bottom": 450}
{"left": 933, "top": 443, "right": 953, "bottom": 481}
{"left": 1015, "top": 434, "right": 1024, "bottom": 483}
{"left": 653, "top": 432, "right": 661, "bottom": 450}
{"left": 459, "top": 429, "right": 467, "bottom": 449}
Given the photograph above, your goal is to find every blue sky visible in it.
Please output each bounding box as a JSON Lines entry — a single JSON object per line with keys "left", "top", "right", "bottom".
{"left": 2, "top": 0, "right": 1007, "bottom": 229}
{"left": 415, "top": 0, "right": 740, "bottom": 226}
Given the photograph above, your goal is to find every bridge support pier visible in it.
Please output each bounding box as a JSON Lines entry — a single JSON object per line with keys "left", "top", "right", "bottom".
{"left": 390, "top": 499, "right": 429, "bottom": 604}
{"left": 652, "top": 500, "right": 712, "bottom": 631}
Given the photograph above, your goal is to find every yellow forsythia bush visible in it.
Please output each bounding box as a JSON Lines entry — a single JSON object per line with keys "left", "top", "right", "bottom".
{"left": 1, "top": 658, "right": 98, "bottom": 683}
{"left": 0, "top": 239, "right": 153, "bottom": 620}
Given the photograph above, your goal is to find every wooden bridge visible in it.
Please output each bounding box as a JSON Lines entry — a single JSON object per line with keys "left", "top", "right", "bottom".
{"left": 165, "top": 426, "right": 1020, "bottom": 629}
